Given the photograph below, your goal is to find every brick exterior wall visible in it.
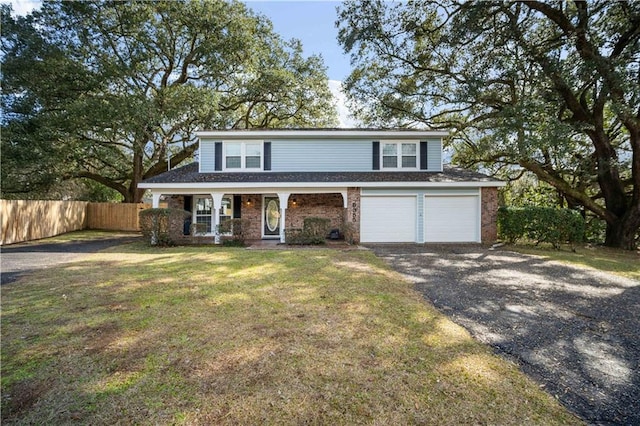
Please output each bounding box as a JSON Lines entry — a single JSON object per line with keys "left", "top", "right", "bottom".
{"left": 241, "top": 195, "right": 263, "bottom": 240}
{"left": 346, "top": 187, "right": 361, "bottom": 243}
{"left": 166, "top": 195, "right": 185, "bottom": 210}
{"left": 481, "top": 187, "right": 499, "bottom": 243}
{"left": 286, "top": 193, "right": 344, "bottom": 233}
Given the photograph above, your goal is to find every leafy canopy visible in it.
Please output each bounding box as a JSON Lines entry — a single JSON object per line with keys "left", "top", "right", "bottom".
{"left": 338, "top": 0, "right": 640, "bottom": 248}
{"left": 2, "top": 1, "right": 337, "bottom": 202}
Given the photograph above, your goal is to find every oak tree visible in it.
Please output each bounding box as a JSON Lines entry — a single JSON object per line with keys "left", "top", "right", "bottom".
{"left": 338, "top": 0, "right": 639, "bottom": 249}
{"left": 2, "top": 1, "right": 337, "bottom": 202}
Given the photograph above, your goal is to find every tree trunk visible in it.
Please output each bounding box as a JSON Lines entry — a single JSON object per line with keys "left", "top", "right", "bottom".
{"left": 604, "top": 206, "right": 640, "bottom": 250}
{"left": 126, "top": 147, "right": 145, "bottom": 203}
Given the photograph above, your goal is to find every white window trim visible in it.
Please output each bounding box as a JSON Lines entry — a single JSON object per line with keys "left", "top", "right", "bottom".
{"left": 193, "top": 196, "right": 213, "bottom": 235}
{"left": 192, "top": 195, "right": 234, "bottom": 236}
{"left": 381, "top": 141, "right": 419, "bottom": 170}
{"left": 223, "top": 141, "right": 263, "bottom": 171}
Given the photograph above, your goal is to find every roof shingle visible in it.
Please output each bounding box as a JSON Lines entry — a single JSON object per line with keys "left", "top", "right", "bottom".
{"left": 141, "top": 162, "right": 502, "bottom": 184}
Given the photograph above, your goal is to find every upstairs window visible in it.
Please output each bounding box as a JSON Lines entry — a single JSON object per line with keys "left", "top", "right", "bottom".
{"left": 225, "top": 142, "right": 262, "bottom": 170}
{"left": 381, "top": 142, "right": 418, "bottom": 169}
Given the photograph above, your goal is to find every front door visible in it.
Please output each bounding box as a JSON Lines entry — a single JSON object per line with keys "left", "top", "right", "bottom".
{"left": 263, "top": 196, "right": 280, "bottom": 238}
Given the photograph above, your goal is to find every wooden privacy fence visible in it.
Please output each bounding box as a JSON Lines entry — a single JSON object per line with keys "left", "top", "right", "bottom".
{"left": 1, "top": 200, "right": 88, "bottom": 245}
{"left": 1, "top": 200, "right": 151, "bottom": 245}
{"left": 86, "top": 202, "right": 150, "bottom": 232}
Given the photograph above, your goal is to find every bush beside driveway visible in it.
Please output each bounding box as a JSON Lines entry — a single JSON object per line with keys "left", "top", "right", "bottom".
{"left": 370, "top": 244, "right": 639, "bottom": 425}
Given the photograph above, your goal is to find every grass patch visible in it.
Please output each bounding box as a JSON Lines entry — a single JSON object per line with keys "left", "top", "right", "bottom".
{"left": 6, "top": 230, "right": 139, "bottom": 246}
{"left": 1, "top": 243, "right": 580, "bottom": 425}
{"left": 506, "top": 243, "right": 640, "bottom": 281}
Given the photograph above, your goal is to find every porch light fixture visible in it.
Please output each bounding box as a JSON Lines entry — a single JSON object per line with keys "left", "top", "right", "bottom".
{"left": 292, "top": 198, "right": 297, "bottom": 205}
{"left": 246, "top": 198, "right": 252, "bottom": 206}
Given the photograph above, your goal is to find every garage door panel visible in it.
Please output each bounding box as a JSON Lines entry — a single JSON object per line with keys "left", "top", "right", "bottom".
{"left": 361, "top": 196, "right": 416, "bottom": 243}
{"left": 425, "top": 196, "right": 478, "bottom": 242}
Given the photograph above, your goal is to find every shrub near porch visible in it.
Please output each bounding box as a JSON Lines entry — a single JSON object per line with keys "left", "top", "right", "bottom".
{"left": 1, "top": 244, "right": 579, "bottom": 425}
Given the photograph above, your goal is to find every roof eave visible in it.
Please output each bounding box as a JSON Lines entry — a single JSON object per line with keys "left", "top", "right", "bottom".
{"left": 195, "top": 129, "right": 450, "bottom": 139}
{"left": 139, "top": 180, "right": 506, "bottom": 190}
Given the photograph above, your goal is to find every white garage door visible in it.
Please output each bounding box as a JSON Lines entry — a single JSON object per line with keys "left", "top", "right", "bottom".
{"left": 361, "top": 196, "right": 417, "bottom": 243}
{"left": 424, "top": 196, "right": 479, "bottom": 242}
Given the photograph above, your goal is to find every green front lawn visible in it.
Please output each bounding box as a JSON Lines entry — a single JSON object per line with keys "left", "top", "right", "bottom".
{"left": 506, "top": 243, "right": 640, "bottom": 281}
{"left": 1, "top": 242, "right": 579, "bottom": 425}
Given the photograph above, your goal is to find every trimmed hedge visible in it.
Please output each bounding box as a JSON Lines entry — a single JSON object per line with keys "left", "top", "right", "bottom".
{"left": 285, "top": 217, "right": 331, "bottom": 245}
{"left": 218, "top": 218, "right": 250, "bottom": 246}
{"left": 139, "top": 208, "right": 191, "bottom": 246}
{"left": 498, "top": 207, "right": 585, "bottom": 247}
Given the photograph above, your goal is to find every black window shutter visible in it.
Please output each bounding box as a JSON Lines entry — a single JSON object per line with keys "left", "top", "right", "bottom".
{"left": 183, "top": 195, "right": 193, "bottom": 212}
{"left": 420, "top": 141, "right": 428, "bottom": 170}
{"left": 214, "top": 142, "right": 222, "bottom": 171}
{"left": 233, "top": 195, "right": 242, "bottom": 219}
{"left": 372, "top": 141, "right": 380, "bottom": 170}
{"left": 183, "top": 196, "right": 193, "bottom": 235}
{"left": 264, "top": 141, "right": 271, "bottom": 171}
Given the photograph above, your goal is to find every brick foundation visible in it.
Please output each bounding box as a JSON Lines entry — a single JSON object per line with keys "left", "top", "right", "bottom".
{"left": 481, "top": 187, "right": 499, "bottom": 243}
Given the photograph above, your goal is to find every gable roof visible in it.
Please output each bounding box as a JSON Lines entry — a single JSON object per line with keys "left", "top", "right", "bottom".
{"left": 140, "top": 162, "right": 503, "bottom": 187}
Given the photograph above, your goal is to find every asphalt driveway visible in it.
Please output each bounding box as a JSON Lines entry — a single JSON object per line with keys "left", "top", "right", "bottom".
{"left": 1, "top": 235, "right": 140, "bottom": 285}
{"left": 370, "top": 244, "right": 639, "bottom": 425}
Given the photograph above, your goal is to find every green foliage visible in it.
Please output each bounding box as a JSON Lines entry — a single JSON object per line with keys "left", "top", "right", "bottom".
{"left": 340, "top": 222, "right": 358, "bottom": 245}
{"left": 500, "top": 175, "right": 561, "bottom": 208}
{"left": 303, "top": 217, "right": 331, "bottom": 242}
{"left": 218, "top": 218, "right": 250, "bottom": 246}
{"left": 338, "top": 0, "right": 639, "bottom": 248}
{"left": 139, "top": 208, "right": 191, "bottom": 246}
{"left": 285, "top": 217, "right": 332, "bottom": 245}
{"left": 284, "top": 228, "right": 306, "bottom": 245}
{"left": 498, "top": 207, "right": 585, "bottom": 248}
{"left": 1, "top": 1, "right": 336, "bottom": 202}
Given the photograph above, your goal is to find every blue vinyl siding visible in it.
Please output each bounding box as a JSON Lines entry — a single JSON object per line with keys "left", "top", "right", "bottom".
{"left": 271, "top": 140, "right": 371, "bottom": 172}
{"left": 198, "top": 138, "right": 444, "bottom": 172}
{"left": 199, "top": 140, "right": 216, "bottom": 172}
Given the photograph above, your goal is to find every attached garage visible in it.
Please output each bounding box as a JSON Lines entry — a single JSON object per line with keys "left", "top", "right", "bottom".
{"left": 360, "top": 196, "right": 417, "bottom": 243}
{"left": 424, "top": 194, "right": 480, "bottom": 242}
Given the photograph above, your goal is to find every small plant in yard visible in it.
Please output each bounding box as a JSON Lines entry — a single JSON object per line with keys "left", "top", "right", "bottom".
{"left": 139, "top": 208, "right": 190, "bottom": 246}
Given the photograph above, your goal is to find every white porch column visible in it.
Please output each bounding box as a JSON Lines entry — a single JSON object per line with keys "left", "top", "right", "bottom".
{"left": 277, "top": 192, "right": 290, "bottom": 243}
{"left": 211, "top": 193, "right": 225, "bottom": 244}
{"left": 151, "top": 192, "right": 162, "bottom": 208}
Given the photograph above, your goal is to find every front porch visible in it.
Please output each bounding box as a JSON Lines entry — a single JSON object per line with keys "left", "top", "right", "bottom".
{"left": 152, "top": 188, "right": 361, "bottom": 244}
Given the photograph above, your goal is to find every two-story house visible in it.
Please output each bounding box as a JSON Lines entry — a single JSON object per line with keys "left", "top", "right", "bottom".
{"left": 139, "top": 129, "right": 505, "bottom": 244}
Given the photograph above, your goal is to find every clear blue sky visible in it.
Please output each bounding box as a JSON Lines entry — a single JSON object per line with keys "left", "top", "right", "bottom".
{"left": 245, "top": 1, "right": 351, "bottom": 81}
